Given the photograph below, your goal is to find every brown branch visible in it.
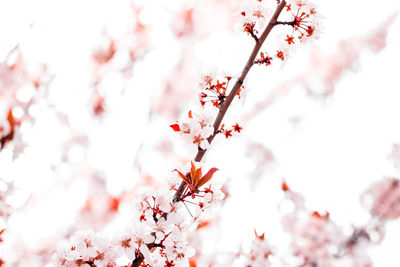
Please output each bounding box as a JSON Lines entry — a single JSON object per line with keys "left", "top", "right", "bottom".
{"left": 248, "top": 30, "right": 259, "bottom": 42}
{"left": 131, "top": 244, "right": 156, "bottom": 267}
{"left": 175, "top": 0, "right": 287, "bottom": 200}
{"left": 131, "top": 1, "right": 286, "bottom": 266}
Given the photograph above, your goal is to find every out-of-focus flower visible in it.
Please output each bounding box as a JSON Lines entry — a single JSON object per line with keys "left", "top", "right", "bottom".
{"left": 362, "top": 178, "right": 400, "bottom": 220}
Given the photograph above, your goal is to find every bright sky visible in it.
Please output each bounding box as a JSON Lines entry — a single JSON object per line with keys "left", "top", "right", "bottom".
{"left": 1, "top": 0, "right": 400, "bottom": 266}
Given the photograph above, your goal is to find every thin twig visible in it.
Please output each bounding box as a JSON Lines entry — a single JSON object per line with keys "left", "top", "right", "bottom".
{"left": 249, "top": 30, "right": 259, "bottom": 42}
{"left": 275, "top": 20, "right": 296, "bottom": 26}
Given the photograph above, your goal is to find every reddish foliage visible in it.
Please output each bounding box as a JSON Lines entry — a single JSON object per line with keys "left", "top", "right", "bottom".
{"left": 0, "top": 109, "right": 17, "bottom": 149}
{"left": 108, "top": 196, "right": 120, "bottom": 212}
{"left": 93, "top": 92, "right": 105, "bottom": 116}
{"left": 311, "top": 211, "right": 330, "bottom": 219}
{"left": 0, "top": 229, "right": 5, "bottom": 243}
{"left": 189, "top": 257, "right": 197, "bottom": 267}
{"left": 174, "top": 162, "right": 218, "bottom": 195}
{"left": 281, "top": 180, "right": 290, "bottom": 192}
{"left": 170, "top": 124, "right": 181, "bottom": 132}
{"left": 255, "top": 230, "right": 265, "bottom": 240}
{"left": 196, "top": 220, "right": 211, "bottom": 230}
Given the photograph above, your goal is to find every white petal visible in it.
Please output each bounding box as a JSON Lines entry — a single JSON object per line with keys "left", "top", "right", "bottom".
{"left": 126, "top": 247, "right": 136, "bottom": 260}
{"left": 139, "top": 244, "right": 151, "bottom": 259}
{"left": 143, "top": 233, "right": 155, "bottom": 244}
{"left": 185, "top": 246, "right": 196, "bottom": 258}
{"left": 199, "top": 140, "right": 210, "bottom": 150}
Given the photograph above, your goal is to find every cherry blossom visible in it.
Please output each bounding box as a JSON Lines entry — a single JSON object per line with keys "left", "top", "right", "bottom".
{"left": 280, "top": 0, "right": 320, "bottom": 44}
{"left": 240, "top": 2, "right": 273, "bottom": 41}
{"left": 170, "top": 103, "right": 218, "bottom": 150}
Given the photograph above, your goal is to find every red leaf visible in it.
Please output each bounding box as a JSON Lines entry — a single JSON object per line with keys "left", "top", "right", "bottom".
{"left": 109, "top": 197, "right": 120, "bottom": 212}
{"left": 254, "top": 229, "right": 265, "bottom": 240}
{"left": 281, "top": 180, "right": 290, "bottom": 191}
{"left": 189, "top": 257, "right": 197, "bottom": 267}
{"left": 170, "top": 124, "right": 180, "bottom": 132}
{"left": 197, "top": 220, "right": 211, "bottom": 229}
{"left": 311, "top": 211, "right": 329, "bottom": 219}
{"left": 197, "top": 167, "right": 218, "bottom": 188}
{"left": 174, "top": 169, "right": 191, "bottom": 186}
{"left": 7, "top": 109, "right": 16, "bottom": 130}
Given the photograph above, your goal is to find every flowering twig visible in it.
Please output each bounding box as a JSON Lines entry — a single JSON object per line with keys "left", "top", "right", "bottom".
{"left": 173, "top": 0, "right": 287, "bottom": 202}
{"left": 130, "top": 2, "right": 288, "bottom": 267}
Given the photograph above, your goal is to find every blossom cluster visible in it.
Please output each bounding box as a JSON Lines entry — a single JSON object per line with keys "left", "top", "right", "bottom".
{"left": 53, "top": 163, "right": 224, "bottom": 266}
{"left": 240, "top": 1, "right": 272, "bottom": 41}
{"left": 198, "top": 74, "right": 232, "bottom": 108}
{"left": 220, "top": 123, "right": 243, "bottom": 139}
{"left": 279, "top": 179, "right": 399, "bottom": 266}
{"left": 281, "top": 181, "right": 343, "bottom": 266}
{"left": 0, "top": 48, "right": 50, "bottom": 156}
{"left": 77, "top": 176, "right": 125, "bottom": 231}
{"left": 89, "top": 4, "right": 149, "bottom": 118}
{"left": 283, "top": 210, "right": 344, "bottom": 266}
{"left": 53, "top": 230, "right": 119, "bottom": 267}
{"left": 239, "top": 0, "right": 320, "bottom": 65}
{"left": 242, "top": 231, "right": 273, "bottom": 267}
{"left": 362, "top": 177, "right": 400, "bottom": 220}
{"left": 170, "top": 71, "right": 245, "bottom": 149}
{"left": 0, "top": 53, "right": 25, "bottom": 151}
{"left": 282, "top": 0, "right": 319, "bottom": 45}
{"left": 170, "top": 104, "right": 218, "bottom": 150}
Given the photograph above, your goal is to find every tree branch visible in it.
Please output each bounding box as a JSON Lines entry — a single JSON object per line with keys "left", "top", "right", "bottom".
{"left": 174, "top": 0, "right": 286, "bottom": 201}
{"left": 131, "top": 1, "right": 287, "bottom": 266}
